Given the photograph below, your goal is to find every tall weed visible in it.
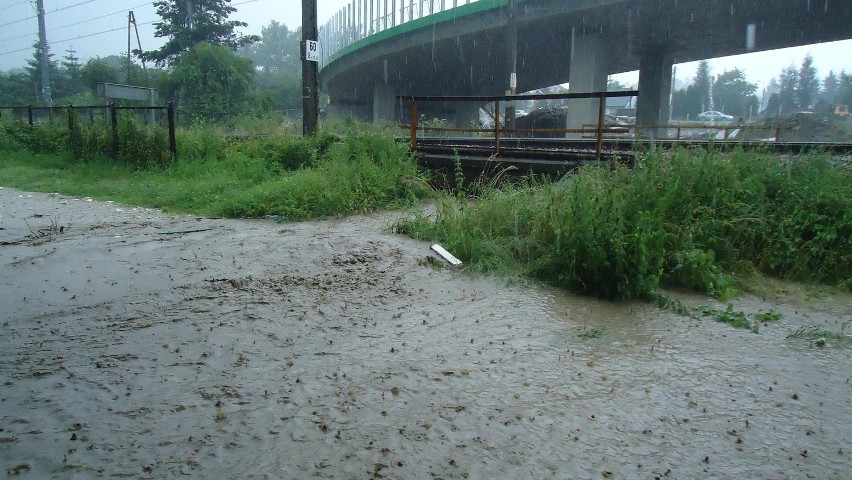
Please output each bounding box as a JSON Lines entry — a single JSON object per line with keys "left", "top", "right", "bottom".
{"left": 396, "top": 148, "right": 851, "bottom": 299}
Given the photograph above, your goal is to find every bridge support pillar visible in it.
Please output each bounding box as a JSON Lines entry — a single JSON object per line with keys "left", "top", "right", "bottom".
{"left": 373, "top": 83, "right": 397, "bottom": 124}
{"left": 566, "top": 32, "right": 609, "bottom": 139}
{"left": 636, "top": 50, "right": 673, "bottom": 139}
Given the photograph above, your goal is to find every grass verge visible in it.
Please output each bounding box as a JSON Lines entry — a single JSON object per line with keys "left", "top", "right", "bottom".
{"left": 0, "top": 124, "right": 430, "bottom": 220}
{"left": 395, "top": 147, "right": 851, "bottom": 300}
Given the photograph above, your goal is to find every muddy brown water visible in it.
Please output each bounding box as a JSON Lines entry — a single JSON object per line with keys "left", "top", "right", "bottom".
{"left": 0, "top": 187, "right": 849, "bottom": 479}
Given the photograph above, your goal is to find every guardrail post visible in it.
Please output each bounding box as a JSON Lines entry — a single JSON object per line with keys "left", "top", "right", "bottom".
{"left": 110, "top": 102, "right": 119, "bottom": 158}
{"left": 596, "top": 92, "right": 605, "bottom": 161}
{"left": 409, "top": 99, "right": 418, "bottom": 149}
{"left": 168, "top": 101, "right": 177, "bottom": 157}
{"left": 494, "top": 99, "right": 501, "bottom": 156}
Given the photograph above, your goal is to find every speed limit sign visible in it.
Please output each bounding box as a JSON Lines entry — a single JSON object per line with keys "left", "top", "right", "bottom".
{"left": 306, "top": 40, "right": 319, "bottom": 62}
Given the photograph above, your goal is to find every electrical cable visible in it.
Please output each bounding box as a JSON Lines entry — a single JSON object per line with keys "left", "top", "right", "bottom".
{"left": 0, "top": 19, "right": 156, "bottom": 56}
{"left": 0, "top": 1, "right": 154, "bottom": 42}
{"left": 45, "top": 0, "right": 98, "bottom": 15}
{"left": 0, "top": 12, "right": 35, "bottom": 28}
{"left": 0, "top": 0, "right": 28, "bottom": 13}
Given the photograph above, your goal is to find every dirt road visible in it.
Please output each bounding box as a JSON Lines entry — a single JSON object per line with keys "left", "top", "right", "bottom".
{"left": 1, "top": 187, "right": 850, "bottom": 479}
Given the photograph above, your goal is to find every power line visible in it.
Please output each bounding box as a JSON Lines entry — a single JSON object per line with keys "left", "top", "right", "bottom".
{"left": 52, "top": 20, "right": 155, "bottom": 44}
{"left": 0, "top": 1, "right": 154, "bottom": 42}
{"left": 0, "top": 12, "right": 35, "bottom": 28}
{"left": 0, "top": 0, "right": 28, "bottom": 13}
{"left": 0, "top": 19, "right": 157, "bottom": 57}
{"left": 45, "top": 0, "right": 98, "bottom": 15}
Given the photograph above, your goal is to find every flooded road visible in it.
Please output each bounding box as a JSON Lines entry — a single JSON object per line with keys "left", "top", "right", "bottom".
{"left": 1, "top": 187, "right": 849, "bottom": 479}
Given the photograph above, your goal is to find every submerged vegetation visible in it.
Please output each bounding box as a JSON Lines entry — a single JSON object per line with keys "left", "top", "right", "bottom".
{"left": 1, "top": 115, "right": 850, "bottom": 303}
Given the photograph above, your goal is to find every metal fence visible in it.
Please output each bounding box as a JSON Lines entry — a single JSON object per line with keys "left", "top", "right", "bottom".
{"left": 0, "top": 103, "right": 177, "bottom": 156}
{"left": 319, "top": 0, "right": 487, "bottom": 67}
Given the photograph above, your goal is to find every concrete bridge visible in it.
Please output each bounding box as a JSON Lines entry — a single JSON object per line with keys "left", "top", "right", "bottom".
{"left": 318, "top": 0, "right": 851, "bottom": 132}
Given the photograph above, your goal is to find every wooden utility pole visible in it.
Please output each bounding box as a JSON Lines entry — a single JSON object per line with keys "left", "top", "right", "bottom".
{"left": 302, "top": 0, "right": 319, "bottom": 136}
{"left": 36, "top": 0, "right": 52, "bottom": 106}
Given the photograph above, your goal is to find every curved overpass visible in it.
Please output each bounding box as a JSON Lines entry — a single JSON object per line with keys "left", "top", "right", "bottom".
{"left": 318, "top": 0, "right": 852, "bottom": 128}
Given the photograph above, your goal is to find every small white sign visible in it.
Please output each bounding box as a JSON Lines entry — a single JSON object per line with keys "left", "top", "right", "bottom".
{"left": 306, "top": 40, "right": 319, "bottom": 62}
{"left": 510, "top": 72, "right": 517, "bottom": 90}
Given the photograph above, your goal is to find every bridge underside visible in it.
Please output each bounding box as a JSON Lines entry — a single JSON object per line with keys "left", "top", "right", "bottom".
{"left": 320, "top": 0, "right": 851, "bottom": 128}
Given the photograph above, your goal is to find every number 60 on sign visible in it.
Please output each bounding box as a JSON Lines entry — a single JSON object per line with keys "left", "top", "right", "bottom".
{"left": 306, "top": 40, "right": 319, "bottom": 62}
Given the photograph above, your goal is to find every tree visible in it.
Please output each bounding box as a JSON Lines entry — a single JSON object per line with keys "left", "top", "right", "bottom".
{"left": 24, "top": 40, "right": 58, "bottom": 105}
{"left": 80, "top": 57, "right": 122, "bottom": 93}
{"left": 240, "top": 20, "right": 300, "bottom": 74}
{"left": 607, "top": 78, "right": 631, "bottom": 92}
{"left": 0, "top": 72, "right": 34, "bottom": 105}
{"left": 822, "top": 71, "right": 839, "bottom": 104}
{"left": 693, "top": 60, "right": 712, "bottom": 112}
{"left": 56, "top": 46, "right": 84, "bottom": 99}
{"left": 777, "top": 65, "right": 799, "bottom": 115}
{"left": 160, "top": 42, "right": 256, "bottom": 121}
{"left": 837, "top": 71, "right": 852, "bottom": 107}
{"left": 712, "top": 68, "right": 758, "bottom": 119}
{"left": 797, "top": 54, "right": 819, "bottom": 109}
{"left": 671, "top": 85, "right": 702, "bottom": 120}
{"left": 138, "top": 0, "right": 259, "bottom": 66}
{"left": 764, "top": 92, "right": 781, "bottom": 118}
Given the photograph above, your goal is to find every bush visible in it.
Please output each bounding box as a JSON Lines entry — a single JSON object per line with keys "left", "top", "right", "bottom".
{"left": 396, "top": 148, "right": 851, "bottom": 299}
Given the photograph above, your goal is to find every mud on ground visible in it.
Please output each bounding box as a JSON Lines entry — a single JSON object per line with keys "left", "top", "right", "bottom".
{"left": 0, "top": 187, "right": 850, "bottom": 479}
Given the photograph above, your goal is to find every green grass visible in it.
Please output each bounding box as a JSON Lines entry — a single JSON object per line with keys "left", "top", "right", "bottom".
{"left": 0, "top": 121, "right": 430, "bottom": 220}
{"left": 395, "top": 147, "right": 852, "bottom": 300}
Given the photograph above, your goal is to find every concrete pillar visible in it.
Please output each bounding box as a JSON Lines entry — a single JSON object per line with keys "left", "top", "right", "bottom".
{"left": 373, "top": 82, "right": 397, "bottom": 124}
{"left": 636, "top": 49, "right": 673, "bottom": 138}
{"left": 566, "top": 31, "right": 609, "bottom": 138}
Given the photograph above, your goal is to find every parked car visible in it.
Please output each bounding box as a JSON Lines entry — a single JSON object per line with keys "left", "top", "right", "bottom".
{"left": 697, "top": 111, "right": 734, "bottom": 122}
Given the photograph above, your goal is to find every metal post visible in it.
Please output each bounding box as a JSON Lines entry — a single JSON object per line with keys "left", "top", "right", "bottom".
{"left": 302, "top": 0, "right": 319, "bottom": 136}
{"left": 167, "top": 101, "right": 177, "bottom": 156}
{"left": 494, "top": 99, "right": 501, "bottom": 155}
{"left": 110, "top": 103, "right": 119, "bottom": 158}
{"left": 596, "top": 92, "right": 606, "bottom": 161}
{"left": 409, "top": 99, "right": 418, "bottom": 149}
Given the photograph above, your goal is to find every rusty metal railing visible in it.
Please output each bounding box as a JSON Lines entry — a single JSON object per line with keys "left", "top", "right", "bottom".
{"left": 399, "top": 90, "right": 639, "bottom": 161}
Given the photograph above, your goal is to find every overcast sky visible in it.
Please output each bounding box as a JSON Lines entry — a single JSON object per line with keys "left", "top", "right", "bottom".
{"left": 1, "top": 0, "right": 850, "bottom": 93}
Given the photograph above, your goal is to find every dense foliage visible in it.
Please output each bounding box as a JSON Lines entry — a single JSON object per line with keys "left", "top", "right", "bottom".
{"left": 0, "top": 116, "right": 430, "bottom": 221}
{"left": 1, "top": 10, "right": 300, "bottom": 122}
{"left": 396, "top": 150, "right": 852, "bottom": 300}
{"left": 138, "top": 0, "right": 259, "bottom": 66}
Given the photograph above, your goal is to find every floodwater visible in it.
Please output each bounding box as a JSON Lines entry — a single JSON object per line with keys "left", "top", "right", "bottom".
{"left": 0, "top": 187, "right": 849, "bottom": 479}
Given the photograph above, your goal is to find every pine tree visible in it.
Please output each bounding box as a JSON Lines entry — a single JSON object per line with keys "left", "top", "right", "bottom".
{"left": 138, "top": 0, "right": 259, "bottom": 66}
{"left": 797, "top": 54, "right": 819, "bottom": 109}
{"left": 778, "top": 65, "right": 799, "bottom": 115}
{"left": 58, "top": 46, "right": 84, "bottom": 99}
{"left": 693, "top": 61, "right": 712, "bottom": 112}
{"left": 821, "top": 71, "right": 839, "bottom": 104}
{"left": 24, "top": 40, "right": 58, "bottom": 104}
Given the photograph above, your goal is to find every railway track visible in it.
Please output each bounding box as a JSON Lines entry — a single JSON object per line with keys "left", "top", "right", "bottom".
{"left": 409, "top": 137, "right": 852, "bottom": 175}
